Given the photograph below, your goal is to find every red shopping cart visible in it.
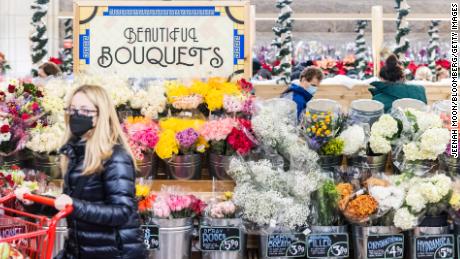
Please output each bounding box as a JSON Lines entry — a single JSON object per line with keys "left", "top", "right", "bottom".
{"left": 0, "top": 192, "right": 73, "bottom": 259}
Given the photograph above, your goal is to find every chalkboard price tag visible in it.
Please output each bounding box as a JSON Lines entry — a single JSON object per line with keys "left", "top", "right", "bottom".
{"left": 307, "top": 233, "right": 349, "bottom": 258}
{"left": 366, "top": 234, "right": 404, "bottom": 259}
{"left": 141, "top": 224, "right": 160, "bottom": 250}
{"left": 199, "top": 227, "right": 241, "bottom": 251}
{"left": 414, "top": 234, "right": 454, "bottom": 259}
{"left": 266, "top": 233, "right": 307, "bottom": 258}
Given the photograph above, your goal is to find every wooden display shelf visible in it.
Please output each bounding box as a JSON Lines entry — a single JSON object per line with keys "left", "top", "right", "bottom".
{"left": 254, "top": 84, "right": 450, "bottom": 109}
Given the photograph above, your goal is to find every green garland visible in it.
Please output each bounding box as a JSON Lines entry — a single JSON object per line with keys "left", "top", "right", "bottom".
{"left": 60, "top": 19, "right": 73, "bottom": 74}
{"left": 30, "top": 0, "right": 49, "bottom": 76}
{"left": 271, "top": 0, "right": 293, "bottom": 84}
{"left": 393, "top": 0, "right": 411, "bottom": 60}
{"left": 428, "top": 20, "right": 440, "bottom": 80}
{"left": 355, "top": 20, "right": 368, "bottom": 79}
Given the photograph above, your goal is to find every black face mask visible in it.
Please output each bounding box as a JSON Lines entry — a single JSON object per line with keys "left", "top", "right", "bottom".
{"left": 69, "top": 114, "right": 94, "bottom": 137}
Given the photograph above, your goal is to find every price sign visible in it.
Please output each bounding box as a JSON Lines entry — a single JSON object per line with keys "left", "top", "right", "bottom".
{"left": 199, "top": 227, "right": 241, "bottom": 251}
{"left": 141, "top": 224, "right": 160, "bottom": 250}
{"left": 307, "top": 233, "right": 349, "bottom": 258}
{"left": 367, "top": 234, "right": 404, "bottom": 259}
{"left": 414, "top": 235, "right": 454, "bottom": 259}
{"left": 266, "top": 233, "right": 307, "bottom": 258}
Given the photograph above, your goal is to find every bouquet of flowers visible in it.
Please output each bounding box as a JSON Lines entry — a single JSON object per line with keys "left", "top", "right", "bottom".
{"left": 302, "top": 110, "right": 347, "bottom": 156}
{"left": 391, "top": 109, "right": 450, "bottom": 174}
{"left": 166, "top": 81, "right": 204, "bottom": 110}
{"left": 0, "top": 80, "right": 44, "bottom": 155}
{"left": 129, "top": 81, "right": 167, "bottom": 119}
{"left": 154, "top": 117, "right": 207, "bottom": 159}
{"left": 392, "top": 173, "right": 453, "bottom": 230}
{"left": 228, "top": 157, "right": 322, "bottom": 229}
{"left": 26, "top": 120, "right": 65, "bottom": 155}
{"left": 0, "top": 165, "right": 25, "bottom": 195}
{"left": 206, "top": 194, "right": 238, "bottom": 219}
{"left": 251, "top": 99, "right": 319, "bottom": 170}
{"left": 135, "top": 181, "right": 156, "bottom": 217}
{"left": 150, "top": 190, "right": 206, "bottom": 219}
{"left": 123, "top": 116, "right": 159, "bottom": 161}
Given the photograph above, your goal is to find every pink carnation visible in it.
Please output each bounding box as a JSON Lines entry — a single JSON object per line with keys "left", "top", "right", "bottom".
{"left": 167, "top": 194, "right": 192, "bottom": 212}
{"left": 223, "top": 95, "right": 244, "bottom": 113}
{"left": 200, "top": 118, "right": 236, "bottom": 141}
{"left": 153, "top": 199, "right": 171, "bottom": 218}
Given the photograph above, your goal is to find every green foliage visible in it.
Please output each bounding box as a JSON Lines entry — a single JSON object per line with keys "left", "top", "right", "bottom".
{"left": 321, "top": 138, "right": 344, "bottom": 156}
{"left": 314, "top": 179, "right": 342, "bottom": 226}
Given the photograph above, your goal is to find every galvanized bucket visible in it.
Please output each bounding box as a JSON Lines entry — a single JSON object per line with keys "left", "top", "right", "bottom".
{"left": 136, "top": 152, "right": 156, "bottom": 178}
{"left": 200, "top": 217, "right": 246, "bottom": 259}
{"left": 149, "top": 217, "right": 194, "bottom": 259}
{"left": 352, "top": 225, "right": 403, "bottom": 259}
{"left": 409, "top": 226, "right": 451, "bottom": 259}
{"left": 391, "top": 98, "right": 428, "bottom": 112}
{"left": 318, "top": 155, "right": 343, "bottom": 172}
{"left": 439, "top": 154, "right": 460, "bottom": 176}
{"left": 350, "top": 99, "right": 384, "bottom": 126}
{"left": 208, "top": 153, "right": 232, "bottom": 180}
{"left": 33, "top": 153, "right": 61, "bottom": 179}
{"left": 348, "top": 154, "right": 388, "bottom": 174}
{"left": 164, "top": 154, "right": 202, "bottom": 180}
{"left": 403, "top": 159, "right": 437, "bottom": 176}
{"left": 43, "top": 219, "right": 67, "bottom": 257}
{"left": 0, "top": 153, "right": 22, "bottom": 167}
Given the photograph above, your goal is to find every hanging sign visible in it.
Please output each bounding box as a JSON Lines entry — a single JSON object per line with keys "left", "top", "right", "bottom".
{"left": 74, "top": 1, "right": 251, "bottom": 80}
{"left": 141, "top": 224, "right": 160, "bottom": 250}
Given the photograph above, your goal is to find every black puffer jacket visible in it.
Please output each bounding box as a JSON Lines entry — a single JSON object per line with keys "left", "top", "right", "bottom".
{"left": 59, "top": 138, "right": 147, "bottom": 259}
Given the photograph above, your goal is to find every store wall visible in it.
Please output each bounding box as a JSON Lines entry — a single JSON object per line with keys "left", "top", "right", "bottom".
{"left": 0, "top": 0, "right": 33, "bottom": 77}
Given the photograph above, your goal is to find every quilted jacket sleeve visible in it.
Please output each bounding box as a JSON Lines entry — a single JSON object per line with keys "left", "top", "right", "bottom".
{"left": 71, "top": 146, "right": 137, "bottom": 227}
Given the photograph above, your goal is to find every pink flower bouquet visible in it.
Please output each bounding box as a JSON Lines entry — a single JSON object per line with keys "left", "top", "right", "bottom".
{"left": 123, "top": 116, "right": 159, "bottom": 161}
{"left": 152, "top": 193, "right": 206, "bottom": 219}
{"left": 207, "top": 200, "right": 238, "bottom": 219}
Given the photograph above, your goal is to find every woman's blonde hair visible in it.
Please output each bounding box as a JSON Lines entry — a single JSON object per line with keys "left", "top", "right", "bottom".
{"left": 61, "top": 84, "right": 135, "bottom": 175}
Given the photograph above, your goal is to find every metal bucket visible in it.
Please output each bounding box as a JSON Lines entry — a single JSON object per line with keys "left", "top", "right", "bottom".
{"left": 149, "top": 217, "right": 194, "bottom": 259}
{"left": 319, "top": 155, "right": 343, "bottom": 172}
{"left": 200, "top": 217, "right": 246, "bottom": 259}
{"left": 164, "top": 154, "right": 202, "bottom": 180}
{"left": 403, "top": 160, "right": 438, "bottom": 176}
{"left": 350, "top": 99, "right": 384, "bottom": 126}
{"left": 409, "top": 226, "right": 452, "bottom": 259}
{"left": 352, "top": 225, "right": 403, "bottom": 259}
{"left": 33, "top": 154, "right": 61, "bottom": 179}
{"left": 391, "top": 98, "right": 428, "bottom": 112}
{"left": 0, "top": 153, "right": 22, "bottom": 167}
{"left": 136, "top": 152, "right": 156, "bottom": 178}
{"left": 208, "top": 154, "right": 232, "bottom": 180}
{"left": 439, "top": 154, "right": 460, "bottom": 176}
{"left": 43, "top": 219, "right": 67, "bottom": 257}
{"left": 348, "top": 154, "right": 388, "bottom": 174}
{"left": 307, "top": 99, "right": 342, "bottom": 114}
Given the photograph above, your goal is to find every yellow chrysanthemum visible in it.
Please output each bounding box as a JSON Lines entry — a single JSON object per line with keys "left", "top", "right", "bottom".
{"left": 135, "top": 184, "right": 150, "bottom": 198}
{"left": 155, "top": 129, "right": 179, "bottom": 159}
{"left": 224, "top": 191, "right": 233, "bottom": 201}
{"left": 159, "top": 118, "right": 205, "bottom": 133}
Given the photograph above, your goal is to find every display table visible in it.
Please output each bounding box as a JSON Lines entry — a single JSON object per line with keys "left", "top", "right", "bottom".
{"left": 254, "top": 83, "right": 450, "bottom": 109}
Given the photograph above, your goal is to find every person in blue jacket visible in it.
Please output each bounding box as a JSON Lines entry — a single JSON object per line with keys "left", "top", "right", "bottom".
{"left": 281, "top": 66, "right": 324, "bottom": 120}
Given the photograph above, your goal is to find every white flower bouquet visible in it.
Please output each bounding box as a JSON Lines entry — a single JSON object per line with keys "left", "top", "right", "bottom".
{"left": 129, "top": 81, "right": 167, "bottom": 119}
{"left": 26, "top": 121, "right": 65, "bottom": 155}
{"left": 228, "top": 157, "right": 322, "bottom": 229}
{"left": 392, "top": 173, "right": 453, "bottom": 230}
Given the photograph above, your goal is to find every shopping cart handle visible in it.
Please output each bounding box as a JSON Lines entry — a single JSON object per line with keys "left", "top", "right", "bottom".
{"left": 23, "top": 193, "right": 55, "bottom": 207}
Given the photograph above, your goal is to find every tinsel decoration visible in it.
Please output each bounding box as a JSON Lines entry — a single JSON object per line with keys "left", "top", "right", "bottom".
{"left": 428, "top": 20, "right": 440, "bottom": 80}
{"left": 393, "top": 0, "right": 410, "bottom": 60}
{"left": 30, "top": 0, "right": 50, "bottom": 76}
{"left": 59, "top": 19, "right": 73, "bottom": 74}
{"left": 354, "top": 20, "right": 368, "bottom": 79}
{"left": 271, "top": 0, "right": 293, "bottom": 85}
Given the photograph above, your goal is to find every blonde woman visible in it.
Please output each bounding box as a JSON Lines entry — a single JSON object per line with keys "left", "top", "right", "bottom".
{"left": 16, "top": 85, "right": 146, "bottom": 259}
